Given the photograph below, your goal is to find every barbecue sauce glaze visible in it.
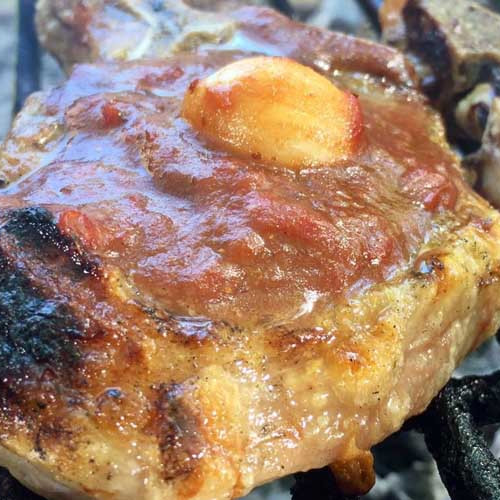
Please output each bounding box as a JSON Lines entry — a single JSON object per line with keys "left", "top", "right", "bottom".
{"left": 0, "top": 52, "right": 462, "bottom": 328}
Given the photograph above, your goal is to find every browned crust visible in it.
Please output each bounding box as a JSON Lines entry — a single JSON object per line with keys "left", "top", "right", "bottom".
{"left": 152, "top": 383, "right": 205, "bottom": 480}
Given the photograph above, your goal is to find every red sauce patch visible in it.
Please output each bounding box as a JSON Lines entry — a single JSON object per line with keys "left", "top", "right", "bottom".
{"left": 138, "top": 66, "right": 185, "bottom": 89}
{"left": 402, "top": 168, "right": 458, "bottom": 211}
{"left": 1, "top": 55, "right": 469, "bottom": 327}
{"left": 101, "top": 102, "right": 125, "bottom": 128}
{"left": 59, "top": 210, "right": 104, "bottom": 251}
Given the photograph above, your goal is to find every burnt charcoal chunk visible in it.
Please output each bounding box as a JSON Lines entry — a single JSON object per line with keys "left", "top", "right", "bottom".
{"left": 410, "top": 372, "right": 500, "bottom": 500}
{"left": 291, "top": 467, "right": 360, "bottom": 500}
{"left": 0, "top": 467, "right": 44, "bottom": 500}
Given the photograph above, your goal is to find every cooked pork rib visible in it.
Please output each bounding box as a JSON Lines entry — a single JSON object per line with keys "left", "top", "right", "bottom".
{"left": 35, "top": 0, "right": 414, "bottom": 79}
{"left": 382, "top": 0, "right": 500, "bottom": 101}
{"left": 36, "top": 0, "right": 237, "bottom": 71}
{"left": 2, "top": 3, "right": 500, "bottom": 500}
{"left": 380, "top": 0, "right": 500, "bottom": 207}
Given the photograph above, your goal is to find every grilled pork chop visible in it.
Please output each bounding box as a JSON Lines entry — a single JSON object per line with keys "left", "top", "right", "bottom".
{"left": 2, "top": 3, "right": 500, "bottom": 500}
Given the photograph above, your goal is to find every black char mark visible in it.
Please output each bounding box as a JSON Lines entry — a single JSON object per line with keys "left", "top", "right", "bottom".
{"left": 155, "top": 383, "right": 205, "bottom": 480}
{"left": 0, "top": 249, "right": 83, "bottom": 382}
{"left": 3, "top": 207, "right": 99, "bottom": 277}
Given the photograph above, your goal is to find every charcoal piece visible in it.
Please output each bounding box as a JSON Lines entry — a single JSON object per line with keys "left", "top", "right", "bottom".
{"left": 291, "top": 467, "right": 361, "bottom": 500}
{"left": 410, "top": 372, "right": 500, "bottom": 500}
{"left": 0, "top": 467, "right": 44, "bottom": 500}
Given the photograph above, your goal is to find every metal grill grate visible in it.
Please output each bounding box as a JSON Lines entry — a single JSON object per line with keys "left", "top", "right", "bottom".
{"left": 8, "top": 1, "right": 500, "bottom": 500}
{"left": 14, "top": 0, "right": 39, "bottom": 114}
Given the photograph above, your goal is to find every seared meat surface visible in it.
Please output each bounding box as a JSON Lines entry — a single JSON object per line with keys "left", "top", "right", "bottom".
{"left": 2, "top": 3, "right": 500, "bottom": 500}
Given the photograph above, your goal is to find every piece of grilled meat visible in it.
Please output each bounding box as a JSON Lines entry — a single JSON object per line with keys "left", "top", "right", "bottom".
{"left": 2, "top": 3, "right": 500, "bottom": 500}
{"left": 380, "top": 0, "right": 500, "bottom": 208}
{"left": 35, "top": 0, "right": 246, "bottom": 72}
{"left": 35, "top": 0, "right": 414, "bottom": 76}
{"left": 381, "top": 0, "right": 500, "bottom": 101}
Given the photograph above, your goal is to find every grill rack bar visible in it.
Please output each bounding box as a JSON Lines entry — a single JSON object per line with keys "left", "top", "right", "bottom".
{"left": 409, "top": 371, "right": 500, "bottom": 500}
{"left": 14, "top": 0, "right": 39, "bottom": 115}
{"left": 357, "top": 0, "right": 382, "bottom": 31}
